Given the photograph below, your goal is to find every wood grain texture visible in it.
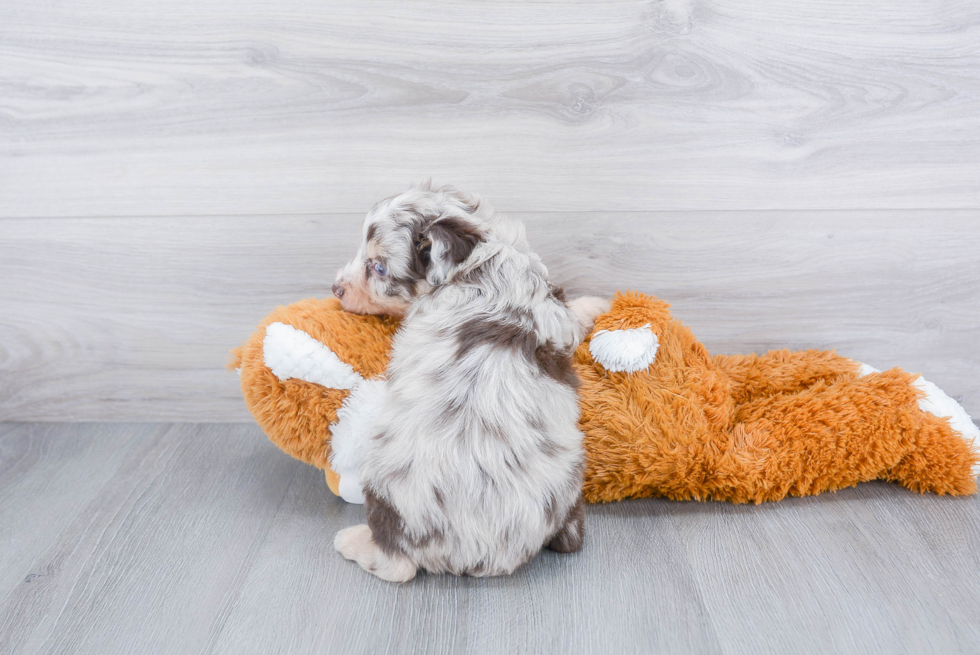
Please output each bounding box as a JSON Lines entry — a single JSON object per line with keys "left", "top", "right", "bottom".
{"left": 1, "top": 211, "right": 978, "bottom": 421}
{"left": 1, "top": 422, "right": 979, "bottom": 654}
{"left": 1, "top": 0, "right": 979, "bottom": 217}
{"left": 670, "top": 485, "right": 980, "bottom": 654}
{"left": 0, "top": 423, "right": 300, "bottom": 654}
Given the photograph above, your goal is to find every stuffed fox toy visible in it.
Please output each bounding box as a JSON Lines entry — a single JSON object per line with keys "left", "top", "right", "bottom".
{"left": 232, "top": 292, "right": 979, "bottom": 504}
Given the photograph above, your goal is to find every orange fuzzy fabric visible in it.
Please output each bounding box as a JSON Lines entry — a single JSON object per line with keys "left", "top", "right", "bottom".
{"left": 234, "top": 293, "right": 978, "bottom": 503}
{"left": 231, "top": 298, "right": 398, "bottom": 469}
{"left": 577, "top": 293, "right": 977, "bottom": 502}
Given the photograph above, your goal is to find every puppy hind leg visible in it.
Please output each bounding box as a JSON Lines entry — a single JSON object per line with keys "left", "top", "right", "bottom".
{"left": 334, "top": 524, "right": 418, "bottom": 583}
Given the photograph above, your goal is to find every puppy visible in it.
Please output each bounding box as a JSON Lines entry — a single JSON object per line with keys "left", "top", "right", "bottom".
{"left": 332, "top": 182, "right": 608, "bottom": 581}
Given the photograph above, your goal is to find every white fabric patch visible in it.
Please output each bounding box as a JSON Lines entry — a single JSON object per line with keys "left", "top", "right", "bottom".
{"left": 914, "top": 375, "right": 980, "bottom": 477}
{"left": 857, "top": 361, "right": 979, "bottom": 477}
{"left": 589, "top": 324, "right": 659, "bottom": 373}
{"left": 262, "top": 322, "right": 363, "bottom": 390}
{"left": 329, "top": 377, "right": 386, "bottom": 475}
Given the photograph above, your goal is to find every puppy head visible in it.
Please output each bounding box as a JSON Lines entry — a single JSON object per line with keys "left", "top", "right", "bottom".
{"left": 333, "top": 183, "right": 486, "bottom": 316}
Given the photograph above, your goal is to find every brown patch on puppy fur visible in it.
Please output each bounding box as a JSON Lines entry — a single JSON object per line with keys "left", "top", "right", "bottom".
{"left": 427, "top": 216, "right": 483, "bottom": 266}
{"left": 454, "top": 315, "right": 580, "bottom": 391}
{"left": 365, "top": 487, "right": 407, "bottom": 556}
{"left": 455, "top": 317, "right": 535, "bottom": 359}
{"left": 407, "top": 220, "right": 432, "bottom": 280}
{"left": 535, "top": 343, "right": 580, "bottom": 390}
{"left": 546, "top": 494, "right": 585, "bottom": 553}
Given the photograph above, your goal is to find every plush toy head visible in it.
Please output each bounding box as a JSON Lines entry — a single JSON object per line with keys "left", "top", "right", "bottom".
{"left": 231, "top": 297, "right": 398, "bottom": 501}
{"left": 230, "top": 293, "right": 669, "bottom": 503}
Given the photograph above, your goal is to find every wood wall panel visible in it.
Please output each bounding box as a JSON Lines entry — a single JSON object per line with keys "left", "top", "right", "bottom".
{"left": 1, "top": 211, "right": 977, "bottom": 420}
{"left": 1, "top": 0, "right": 978, "bottom": 216}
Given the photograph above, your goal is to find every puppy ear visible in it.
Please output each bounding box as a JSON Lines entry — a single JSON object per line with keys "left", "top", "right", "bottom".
{"left": 423, "top": 217, "right": 483, "bottom": 285}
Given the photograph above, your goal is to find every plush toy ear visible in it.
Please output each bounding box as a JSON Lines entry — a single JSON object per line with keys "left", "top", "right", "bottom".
{"left": 422, "top": 216, "right": 483, "bottom": 285}
{"left": 589, "top": 323, "right": 659, "bottom": 373}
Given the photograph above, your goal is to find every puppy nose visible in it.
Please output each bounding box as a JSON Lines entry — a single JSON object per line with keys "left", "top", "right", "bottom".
{"left": 332, "top": 283, "right": 345, "bottom": 299}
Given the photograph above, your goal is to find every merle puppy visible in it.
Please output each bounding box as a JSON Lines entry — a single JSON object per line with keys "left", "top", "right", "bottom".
{"left": 331, "top": 182, "right": 608, "bottom": 581}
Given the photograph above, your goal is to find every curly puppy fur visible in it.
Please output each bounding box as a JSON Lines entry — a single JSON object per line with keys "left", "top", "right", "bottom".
{"left": 333, "top": 182, "right": 608, "bottom": 581}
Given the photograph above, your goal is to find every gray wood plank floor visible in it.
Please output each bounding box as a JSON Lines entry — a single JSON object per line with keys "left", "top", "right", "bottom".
{"left": 2, "top": 422, "right": 979, "bottom": 654}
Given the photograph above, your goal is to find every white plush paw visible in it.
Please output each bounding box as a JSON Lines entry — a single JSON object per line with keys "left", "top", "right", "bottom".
{"left": 334, "top": 524, "right": 373, "bottom": 561}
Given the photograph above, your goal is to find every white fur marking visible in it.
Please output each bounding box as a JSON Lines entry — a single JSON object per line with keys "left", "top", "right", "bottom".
{"left": 329, "top": 378, "right": 385, "bottom": 504}
{"left": 329, "top": 378, "right": 386, "bottom": 474}
{"left": 262, "top": 322, "right": 363, "bottom": 390}
{"left": 589, "top": 324, "right": 659, "bottom": 373}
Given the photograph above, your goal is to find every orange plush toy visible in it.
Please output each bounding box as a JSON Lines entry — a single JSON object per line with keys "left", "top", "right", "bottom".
{"left": 232, "top": 292, "right": 979, "bottom": 504}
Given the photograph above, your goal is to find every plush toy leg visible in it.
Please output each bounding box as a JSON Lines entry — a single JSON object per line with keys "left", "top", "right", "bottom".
{"left": 723, "top": 368, "right": 978, "bottom": 502}
{"left": 334, "top": 525, "right": 417, "bottom": 583}
{"left": 886, "top": 411, "right": 979, "bottom": 495}
{"left": 715, "top": 349, "right": 860, "bottom": 406}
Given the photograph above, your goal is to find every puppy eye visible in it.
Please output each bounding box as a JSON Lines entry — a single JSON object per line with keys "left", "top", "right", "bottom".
{"left": 374, "top": 262, "right": 388, "bottom": 277}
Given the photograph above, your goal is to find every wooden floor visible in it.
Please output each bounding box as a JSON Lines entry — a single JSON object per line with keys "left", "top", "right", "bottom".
{"left": 1, "top": 422, "right": 979, "bottom": 654}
